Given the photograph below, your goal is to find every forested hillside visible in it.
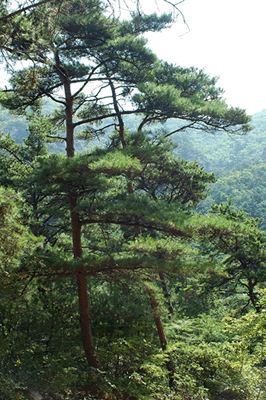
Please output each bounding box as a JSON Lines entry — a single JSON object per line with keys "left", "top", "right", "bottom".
{"left": 1, "top": 1, "right": 266, "bottom": 400}
{"left": 170, "top": 108, "right": 266, "bottom": 171}
{"left": 3, "top": 105, "right": 266, "bottom": 226}
{"left": 3, "top": 106, "right": 266, "bottom": 170}
{"left": 178, "top": 109, "right": 266, "bottom": 224}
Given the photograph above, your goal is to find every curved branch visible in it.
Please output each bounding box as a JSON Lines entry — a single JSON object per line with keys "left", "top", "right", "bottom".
{"left": 80, "top": 217, "right": 189, "bottom": 238}
{"left": 0, "top": 0, "right": 53, "bottom": 23}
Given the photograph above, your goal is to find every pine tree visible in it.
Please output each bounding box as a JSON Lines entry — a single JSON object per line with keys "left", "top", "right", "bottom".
{"left": 189, "top": 201, "right": 266, "bottom": 311}
{"left": 0, "top": 0, "right": 252, "bottom": 392}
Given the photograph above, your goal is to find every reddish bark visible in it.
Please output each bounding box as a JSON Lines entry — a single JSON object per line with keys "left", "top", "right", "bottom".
{"left": 69, "top": 166, "right": 101, "bottom": 370}
{"left": 159, "top": 271, "right": 174, "bottom": 317}
{"left": 76, "top": 271, "right": 101, "bottom": 369}
{"left": 148, "top": 289, "right": 176, "bottom": 387}
{"left": 55, "top": 50, "right": 101, "bottom": 369}
{"left": 110, "top": 68, "right": 177, "bottom": 383}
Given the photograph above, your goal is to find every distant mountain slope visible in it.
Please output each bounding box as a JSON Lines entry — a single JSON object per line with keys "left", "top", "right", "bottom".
{"left": 2, "top": 105, "right": 266, "bottom": 224}
{"left": 1, "top": 104, "right": 266, "bottom": 172}
{"left": 197, "top": 162, "right": 266, "bottom": 229}
{"left": 171, "top": 109, "right": 266, "bottom": 172}
{"left": 0, "top": 106, "right": 28, "bottom": 143}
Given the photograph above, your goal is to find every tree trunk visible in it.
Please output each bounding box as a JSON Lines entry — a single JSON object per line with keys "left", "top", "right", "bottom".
{"left": 128, "top": 174, "right": 175, "bottom": 385}
{"left": 55, "top": 50, "right": 101, "bottom": 369}
{"left": 109, "top": 76, "right": 175, "bottom": 384}
{"left": 76, "top": 269, "right": 101, "bottom": 369}
{"left": 148, "top": 289, "right": 176, "bottom": 387}
{"left": 248, "top": 278, "right": 259, "bottom": 312}
{"left": 71, "top": 197, "right": 101, "bottom": 369}
{"left": 128, "top": 182, "right": 176, "bottom": 386}
{"left": 159, "top": 271, "right": 174, "bottom": 317}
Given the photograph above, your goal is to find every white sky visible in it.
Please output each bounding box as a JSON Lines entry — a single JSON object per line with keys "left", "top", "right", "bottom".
{"left": 145, "top": 0, "right": 266, "bottom": 115}
{"left": 1, "top": 0, "right": 265, "bottom": 116}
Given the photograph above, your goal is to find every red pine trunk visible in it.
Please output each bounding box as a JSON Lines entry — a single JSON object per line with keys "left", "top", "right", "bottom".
{"left": 55, "top": 50, "right": 101, "bottom": 369}
{"left": 71, "top": 197, "right": 101, "bottom": 369}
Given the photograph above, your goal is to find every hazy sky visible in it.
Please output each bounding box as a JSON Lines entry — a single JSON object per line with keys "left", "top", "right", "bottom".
{"left": 145, "top": 0, "right": 266, "bottom": 115}
{"left": 1, "top": 0, "right": 265, "bottom": 116}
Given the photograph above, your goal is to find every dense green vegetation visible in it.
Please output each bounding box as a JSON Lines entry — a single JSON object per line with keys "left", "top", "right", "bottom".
{"left": 1, "top": 1, "right": 266, "bottom": 399}
{"left": 171, "top": 109, "right": 266, "bottom": 171}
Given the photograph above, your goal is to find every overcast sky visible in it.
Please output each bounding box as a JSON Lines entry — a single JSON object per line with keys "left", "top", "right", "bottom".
{"left": 145, "top": 0, "right": 266, "bottom": 115}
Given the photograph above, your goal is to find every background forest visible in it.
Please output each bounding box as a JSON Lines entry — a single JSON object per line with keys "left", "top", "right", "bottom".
{"left": 1, "top": 1, "right": 266, "bottom": 400}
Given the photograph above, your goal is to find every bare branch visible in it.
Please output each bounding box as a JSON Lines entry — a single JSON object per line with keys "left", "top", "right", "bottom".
{"left": 73, "top": 62, "right": 106, "bottom": 99}
{"left": 163, "top": 122, "right": 196, "bottom": 137}
{"left": 0, "top": 144, "right": 32, "bottom": 168}
{"left": 80, "top": 217, "right": 189, "bottom": 238}
{"left": 0, "top": 0, "right": 53, "bottom": 23}
{"left": 45, "top": 135, "right": 67, "bottom": 142}
{"left": 34, "top": 262, "right": 155, "bottom": 279}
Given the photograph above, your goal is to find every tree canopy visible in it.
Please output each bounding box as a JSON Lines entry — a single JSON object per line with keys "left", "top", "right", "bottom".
{"left": 1, "top": 0, "right": 263, "bottom": 399}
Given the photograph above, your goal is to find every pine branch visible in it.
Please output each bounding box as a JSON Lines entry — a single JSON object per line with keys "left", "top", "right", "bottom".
{"left": 80, "top": 217, "right": 189, "bottom": 238}
{"left": 0, "top": 0, "right": 53, "bottom": 23}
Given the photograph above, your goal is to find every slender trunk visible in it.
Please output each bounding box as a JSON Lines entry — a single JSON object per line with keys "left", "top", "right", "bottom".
{"left": 128, "top": 181, "right": 175, "bottom": 385}
{"left": 108, "top": 74, "right": 126, "bottom": 148}
{"left": 109, "top": 76, "right": 175, "bottom": 385}
{"left": 70, "top": 160, "right": 101, "bottom": 370}
{"left": 148, "top": 289, "right": 175, "bottom": 387}
{"left": 159, "top": 271, "right": 174, "bottom": 318}
{"left": 148, "top": 290, "right": 168, "bottom": 351}
{"left": 71, "top": 198, "right": 101, "bottom": 369}
{"left": 248, "top": 278, "right": 259, "bottom": 312}
{"left": 69, "top": 146, "right": 101, "bottom": 370}
{"left": 55, "top": 51, "right": 100, "bottom": 369}
{"left": 76, "top": 267, "right": 101, "bottom": 369}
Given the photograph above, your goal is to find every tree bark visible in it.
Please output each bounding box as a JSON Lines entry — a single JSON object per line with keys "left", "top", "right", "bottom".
{"left": 76, "top": 268, "right": 101, "bottom": 369}
{"left": 128, "top": 178, "right": 176, "bottom": 385}
{"left": 56, "top": 51, "right": 101, "bottom": 369}
{"left": 248, "top": 278, "right": 259, "bottom": 312}
{"left": 109, "top": 75, "right": 176, "bottom": 383}
{"left": 159, "top": 271, "right": 174, "bottom": 318}
{"left": 70, "top": 197, "right": 100, "bottom": 368}
{"left": 148, "top": 289, "right": 176, "bottom": 387}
